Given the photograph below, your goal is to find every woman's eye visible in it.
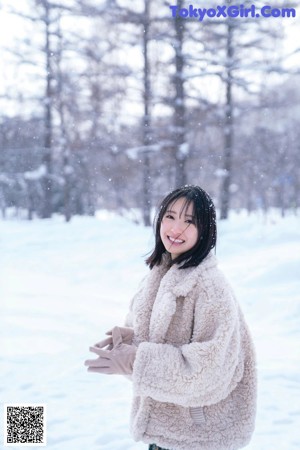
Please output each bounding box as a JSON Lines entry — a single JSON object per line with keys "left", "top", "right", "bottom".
{"left": 165, "top": 214, "right": 174, "bottom": 219}
{"left": 186, "top": 219, "right": 195, "bottom": 224}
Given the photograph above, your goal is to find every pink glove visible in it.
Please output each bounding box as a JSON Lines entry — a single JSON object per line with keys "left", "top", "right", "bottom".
{"left": 85, "top": 327, "right": 136, "bottom": 375}
{"left": 94, "top": 326, "right": 134, "bottom": 351}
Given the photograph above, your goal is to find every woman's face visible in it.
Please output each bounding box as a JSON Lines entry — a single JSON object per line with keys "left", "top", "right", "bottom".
{"left": 160, "top": 197, "right": 198, "bottom": 260}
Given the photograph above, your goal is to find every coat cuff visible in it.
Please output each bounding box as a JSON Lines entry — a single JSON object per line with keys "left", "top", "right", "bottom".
{"left": 132, "top": 341, "right": 189, "bottom": 405}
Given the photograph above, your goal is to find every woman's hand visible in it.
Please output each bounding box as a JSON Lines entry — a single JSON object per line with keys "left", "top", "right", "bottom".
{"left": 85, "top": 327, "right": 136, "bottom": 375}
{"left": 94, "top": 326, "right": 134, "bottom": 350}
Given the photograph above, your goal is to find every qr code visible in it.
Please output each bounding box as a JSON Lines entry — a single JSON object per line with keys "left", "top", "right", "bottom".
{"left": 4, "top": 404, "right": 47, "bottom": 447}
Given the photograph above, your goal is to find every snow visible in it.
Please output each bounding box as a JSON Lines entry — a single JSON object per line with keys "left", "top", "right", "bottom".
{"left": 127, "top": 144, "right": 162, "bottom": 159}
{"left": 214, "top": 168, "right": 228, "bottom": 177}
{"left": 1, "top": 209, "right": 300, "bottom": 449}
{"left": 24, "top": 164, "right": 47, "bottom": 181}
{"left": 179, "top": 142, "right": 189, "bottom": 157}
{"left": 126, "top": 142, "right": 172, "bottom": 160}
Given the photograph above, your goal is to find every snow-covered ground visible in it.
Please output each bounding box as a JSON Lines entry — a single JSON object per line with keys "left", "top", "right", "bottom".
{"left": 0, "top": 209, "right": 299, "bottom": 450}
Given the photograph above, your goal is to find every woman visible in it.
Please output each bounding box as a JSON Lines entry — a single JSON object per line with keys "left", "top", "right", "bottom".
{"left": 85, "top": 185, "right": 257, "bottom": 450}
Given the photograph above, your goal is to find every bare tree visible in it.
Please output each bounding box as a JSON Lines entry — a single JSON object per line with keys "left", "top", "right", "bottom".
{"left": 41, "top": 0, "right": 54, "bottom": 218}
{"left": 196, "top": 0, "right": 290, "bottom": 218}
{"left": 6, "top": 0, "right": 70, "bottom": 218}
{"left": 55, "top": 14, "right": 73, "bottom": 222}
{"left": 141, "top": 0, "right": 152, "bottom": 225}
{"left": 173, "top": 0, "right": 187, "bottom": 187}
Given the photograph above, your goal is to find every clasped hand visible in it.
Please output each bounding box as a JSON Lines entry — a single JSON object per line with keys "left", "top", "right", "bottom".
{"left": 84, "top": 326, "right": 136, "bottom": 375}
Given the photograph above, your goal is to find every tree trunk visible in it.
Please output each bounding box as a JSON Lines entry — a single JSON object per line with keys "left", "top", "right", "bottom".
{"left": 41, "top": 0, "right": 53, "bottom": 219}
{"left": 174, "top": 0, "right": 186, "bottom": 188}
{"left": 142, "top": 0, "right": 151, "bottom": 226}
{"left": 220, "top": 21, "right": 233, "bottom": 220}
{"left": 57, "top": 15, "right": 72, "bottom": 222}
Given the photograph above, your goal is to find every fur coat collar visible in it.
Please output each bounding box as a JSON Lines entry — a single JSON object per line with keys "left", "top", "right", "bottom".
{"left": 134, "top": 252, "right": 217, "bottom": 344}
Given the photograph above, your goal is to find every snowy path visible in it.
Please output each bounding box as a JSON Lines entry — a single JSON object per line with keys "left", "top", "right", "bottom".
{"left": 1, "top": 211, "right": 299, "bottom": 449}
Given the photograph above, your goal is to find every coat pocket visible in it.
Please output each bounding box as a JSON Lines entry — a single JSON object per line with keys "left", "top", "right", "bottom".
{"left": 189, "top": 406, "right": 206, "bottom": 425}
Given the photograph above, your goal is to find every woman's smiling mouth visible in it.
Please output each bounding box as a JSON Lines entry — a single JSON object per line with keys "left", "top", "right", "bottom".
{"left": 168, "top": 236, "right": 185, "bottom": 244}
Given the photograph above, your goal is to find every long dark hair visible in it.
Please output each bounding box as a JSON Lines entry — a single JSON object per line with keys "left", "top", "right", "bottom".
{"left": 146, "top": 185, "right": 217, "bottom": 269}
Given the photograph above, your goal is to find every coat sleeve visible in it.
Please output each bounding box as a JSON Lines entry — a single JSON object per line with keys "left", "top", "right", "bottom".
{"left": 132, "top": 274, "right": 245, "bottom": 407}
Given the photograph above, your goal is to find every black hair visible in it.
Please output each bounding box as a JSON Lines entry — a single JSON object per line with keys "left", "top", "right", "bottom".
{"left": 146, "top": 185, "right": 217, "bottom": 269}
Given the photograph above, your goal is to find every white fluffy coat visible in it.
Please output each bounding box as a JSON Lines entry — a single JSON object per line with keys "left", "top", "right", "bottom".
{"left": 125, "top": 252, "right": 257, "bottom": 450}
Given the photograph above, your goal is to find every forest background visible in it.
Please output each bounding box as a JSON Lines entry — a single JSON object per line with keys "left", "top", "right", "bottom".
{"left": 0, "top": 0, "right": 300, "bottom": 224}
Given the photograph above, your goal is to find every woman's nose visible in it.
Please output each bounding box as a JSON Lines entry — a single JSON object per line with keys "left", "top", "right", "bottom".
{"left": 171, "top": 222, "right": 183, "bottom": 234}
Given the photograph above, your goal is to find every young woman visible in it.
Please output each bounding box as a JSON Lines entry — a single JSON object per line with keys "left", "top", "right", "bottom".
{"left": 85, "top": 185, "right": 257, "bottom": 450}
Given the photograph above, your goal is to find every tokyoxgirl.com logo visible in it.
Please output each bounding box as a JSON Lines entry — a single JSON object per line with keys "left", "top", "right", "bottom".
{"left": 169, "top": 4, "right": 296, "bottom": 21}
